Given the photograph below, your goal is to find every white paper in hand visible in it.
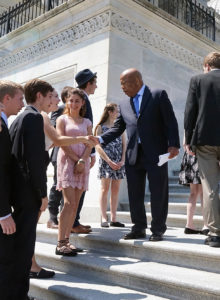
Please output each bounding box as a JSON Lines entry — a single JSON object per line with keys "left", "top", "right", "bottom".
{"left": 158, "top": 153, "right": 176, "bottom": 167}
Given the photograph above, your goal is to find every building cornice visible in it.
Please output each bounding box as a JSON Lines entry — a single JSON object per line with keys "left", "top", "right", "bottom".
{"left": 0, "top": 8, "right": 219, "bottom": 73}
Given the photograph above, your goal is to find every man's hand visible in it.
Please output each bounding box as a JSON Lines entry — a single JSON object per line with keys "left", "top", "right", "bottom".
{"left": 185, "top": 144, "right": 195, "bottom": 156}
{"left": 90, "top": 156, "right": 96, "bottom": 169}
{"left": 40, "top": 197, "right": 48, "bottom": 212}
{"left": 89, "top": 136, "right": 100, "bottom": 145}
{"left": 80, "top": 136, "right": 95, "bottom": 147}
{"left": 0, "top": 216, "right": 16, "bottom": 235}
{"left": 74, "top": 161, "right": 85, "bottom": 174}
{"left": 168, "top": 147, "right": 179, "bottom": 159}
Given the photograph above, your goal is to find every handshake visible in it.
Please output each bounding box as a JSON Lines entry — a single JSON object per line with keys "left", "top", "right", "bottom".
{"left": 79, "top": 135, "right": 100, "bottom": 147}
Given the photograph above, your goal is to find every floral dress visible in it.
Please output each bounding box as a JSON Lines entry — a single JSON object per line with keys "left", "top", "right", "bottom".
{"left": 179, "top": 151, "right": 201, "bottom": 185}
{"left": 98, "top": 125, "right": 126, "bottom": 180}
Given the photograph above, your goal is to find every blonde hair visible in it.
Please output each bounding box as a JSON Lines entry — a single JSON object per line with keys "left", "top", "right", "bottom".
{"left": 203, "top": 52, "right": 220, "bottom": 69}
{"left": 0, "top": 80, "right": 23, "bottom": 102}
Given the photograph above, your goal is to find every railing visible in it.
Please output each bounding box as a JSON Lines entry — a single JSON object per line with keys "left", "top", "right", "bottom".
{"left": 0, "top": 0, "right": 68, "bottom": 37}
{"left": 157, "top": 0, "right": 215, "bottom": 41}
{"left": 0, "top": 0, "right": 216, "bottom": 41}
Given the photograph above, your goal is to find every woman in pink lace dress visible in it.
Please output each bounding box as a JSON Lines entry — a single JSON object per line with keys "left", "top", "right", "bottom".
{"left": 56, "top": 88, "right": 92, "bottom": 256}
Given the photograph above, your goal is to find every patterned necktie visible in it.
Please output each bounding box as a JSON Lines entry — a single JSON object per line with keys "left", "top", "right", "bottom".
{"left": 133, "top": 94, "right": 139, "bottom": 116}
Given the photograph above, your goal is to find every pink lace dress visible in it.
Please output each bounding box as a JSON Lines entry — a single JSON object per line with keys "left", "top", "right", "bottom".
{"left": 57, "top": 115, "right": 92, "bottom": 191}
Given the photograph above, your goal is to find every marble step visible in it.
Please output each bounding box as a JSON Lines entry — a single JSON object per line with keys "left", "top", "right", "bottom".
{"left": 36, "top": 225, "right": 220, "bottom": 274}
{"left": 30, "top": 269, "right": 164, "bottom": 300}
{"left": 109, "top": 211, "right": 204, "bottom": 228}
{"left": 120, "top": 202, "right": 203, "bottom": 215}
{"left": 33, "top": 229, "right": 220, "bottom": 300}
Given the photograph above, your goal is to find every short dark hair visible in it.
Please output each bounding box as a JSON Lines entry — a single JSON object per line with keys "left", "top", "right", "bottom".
{"left": 78, "top": 75, "right": 97, "bottom": 90}
{"left": 0, "top": 80, "right": 23, "bottom": 102}
{"left": 24, "top": 79, "right": 53, "bottom": 104}
{"left": 61, "top": 86, "right": 72, "bottom": 103}
{"left": 203, "top": 52, "right": 220, "bottom": 69}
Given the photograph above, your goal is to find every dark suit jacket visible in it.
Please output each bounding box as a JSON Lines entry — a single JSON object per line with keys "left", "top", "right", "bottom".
{"left": 184, "top": 69, "right": 220, "bottom": 146}
{"left": 0, "top": 118, "right": 12, "bottom": 217}
{"left": 101, "top": 86, "right": 180, "bottom": 166}
{"left": 9, "top": 106, "right": 47, "bottom": 203}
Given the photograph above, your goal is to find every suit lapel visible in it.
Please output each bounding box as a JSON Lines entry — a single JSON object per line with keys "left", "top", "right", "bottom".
{"left": 139, "top": 86, "right": 151, "bottom": 116}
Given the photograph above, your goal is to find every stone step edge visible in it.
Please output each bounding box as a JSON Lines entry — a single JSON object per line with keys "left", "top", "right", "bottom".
{"left": 36, "top": 226, "right": 220, "bottom": 273}
{"left": 34, "top": 242, "right": 220, "bottom": 299}
{"left": 115, "top": 211, "right": 203, "bottom": 221}
{"left": 30, "top": 269, "right": 161, "bottom": 300}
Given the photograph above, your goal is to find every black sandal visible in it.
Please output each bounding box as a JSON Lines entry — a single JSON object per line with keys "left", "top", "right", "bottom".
{"left": 65, "top": 238, "right": 84, "bottom": 253}
{"left": 55, "top": 240, "right": 77, "bottom": 256}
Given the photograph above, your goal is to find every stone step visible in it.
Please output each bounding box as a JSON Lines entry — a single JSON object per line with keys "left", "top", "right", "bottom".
{"left": 33, "top": 232, "right": 220, "bottom": 300}
{"left": 110, "top": 212, "right": 204, "bottom": 228}
{"left": 168, "top": 176, "right": 179, "bottom": 184}
{"left": 120, "top": 202, "right": 203, "bottom": 215}
{"left": 30, "top": 269, "right": 164, "bottom": 300}
{"left": 146, "top": 192, "right": 191, "bottom": 203}
{"left": 36, "top": 225, "right": 219, "bottom": 274}
{"left": 168, "top": 184, "right": 190, "bottom": 193}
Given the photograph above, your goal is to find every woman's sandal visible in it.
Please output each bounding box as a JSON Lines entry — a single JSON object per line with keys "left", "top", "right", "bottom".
{"left": 55, "top": 240, "right": 78, "bottom": 256}
{"left": 65, "top": 238, "right": 84, "bottom": 253}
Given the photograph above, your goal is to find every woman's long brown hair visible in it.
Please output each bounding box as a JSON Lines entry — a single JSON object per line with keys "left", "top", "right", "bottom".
{"left": 94, "top": 103, "right": 117, "bottom": 135}
{"left": 63, "top": 88, "right": 86, "bottom": 117}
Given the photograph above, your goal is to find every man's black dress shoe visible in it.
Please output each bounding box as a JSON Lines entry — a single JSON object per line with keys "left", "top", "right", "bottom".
{"left": 29, "top": 268, "right": 55, "bottom": 279}
{"left": 204, "top": 236, "right": 220, "bottom": 247}
{"left": 124, "top": 230, "right": 146, "bottom": 240}
{"left": 149, "top": 233, "right": 163, "bottom": 241}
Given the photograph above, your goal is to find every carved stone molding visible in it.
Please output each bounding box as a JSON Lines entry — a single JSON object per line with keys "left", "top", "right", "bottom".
{"left": 0, "top": 9, "right": 204, "bottom": 72}
{"left": 0, "top": 11, "right": 111, "bottom": 71}
{"left": 111, "top": 12, "right": 203, "bottom": 70}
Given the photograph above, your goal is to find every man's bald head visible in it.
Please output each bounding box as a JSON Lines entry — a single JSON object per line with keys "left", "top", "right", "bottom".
{"left": 120, "top": 68, "right": 143, "bottom": 97}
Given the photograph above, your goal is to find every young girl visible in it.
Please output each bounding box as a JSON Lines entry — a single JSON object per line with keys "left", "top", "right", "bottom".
{"left": 56, "top": 88, "right": 93, "bottom": 256}
{"left": 95, "top": 103, "right": 126, "bottom": 228}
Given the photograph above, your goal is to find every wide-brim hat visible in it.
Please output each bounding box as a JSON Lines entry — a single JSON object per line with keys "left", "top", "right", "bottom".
{"left": 75, "top": 69, "right": 97, "bottom": 87}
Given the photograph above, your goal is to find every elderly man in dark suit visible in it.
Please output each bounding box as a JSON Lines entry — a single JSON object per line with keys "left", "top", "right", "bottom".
{"left": 0, "top": 80, "right": 24, "bottom": 300}
{"left": 184, "top": 52, "right": 220, "bottom": 248}
{"left": 96, "top": 68, "right": 180, "bottom": 241}
{"left": 9, "top": 79, "right": 53, "bottom": 300}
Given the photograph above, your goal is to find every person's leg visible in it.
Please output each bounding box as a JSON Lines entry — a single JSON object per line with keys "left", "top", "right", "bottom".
{"left": 186, "top": 184, "right": 201, "bottom": 229}
{"left": 57, "top": 187, "right": 82, "bottom": 254}
{"left": 9, "top": 202, "right": 39, "bottom": 300}
{"left": 110, "top": 179, "right": 121, "bottom": 222}
{"left": 196, "top": 146, "right": 220, "bottom": 237}
{"left": 99, "top": 178, "right": 111, "bottom": 223}
{"left": 48, "top": 162, "right": 62, "bottom": 225}
{"left": 125, "top": 163, "right": 147, "bottom": 232}
{"left": 73, "top": 191, "right": 85, "bottom": 227}
{"left": 65, "top": 188, "right": 83, "bottom": 239}
{"left": 0, "top": 231, "right": 14, "bottom": 300}
{"left": 148, "top": 163, "right": 168, "bottom": 235}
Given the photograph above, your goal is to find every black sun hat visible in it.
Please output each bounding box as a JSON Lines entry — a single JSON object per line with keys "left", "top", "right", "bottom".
{"left": 75, "top": 69, "right": 97, "bottom": 87}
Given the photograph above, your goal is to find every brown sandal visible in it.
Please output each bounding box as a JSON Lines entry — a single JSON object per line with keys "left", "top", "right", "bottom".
{"left": 55, "top": 240, "right": 77, "bottom": 256}
{"left": 65, "top": 238, "right": 84, "bottom": 253}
